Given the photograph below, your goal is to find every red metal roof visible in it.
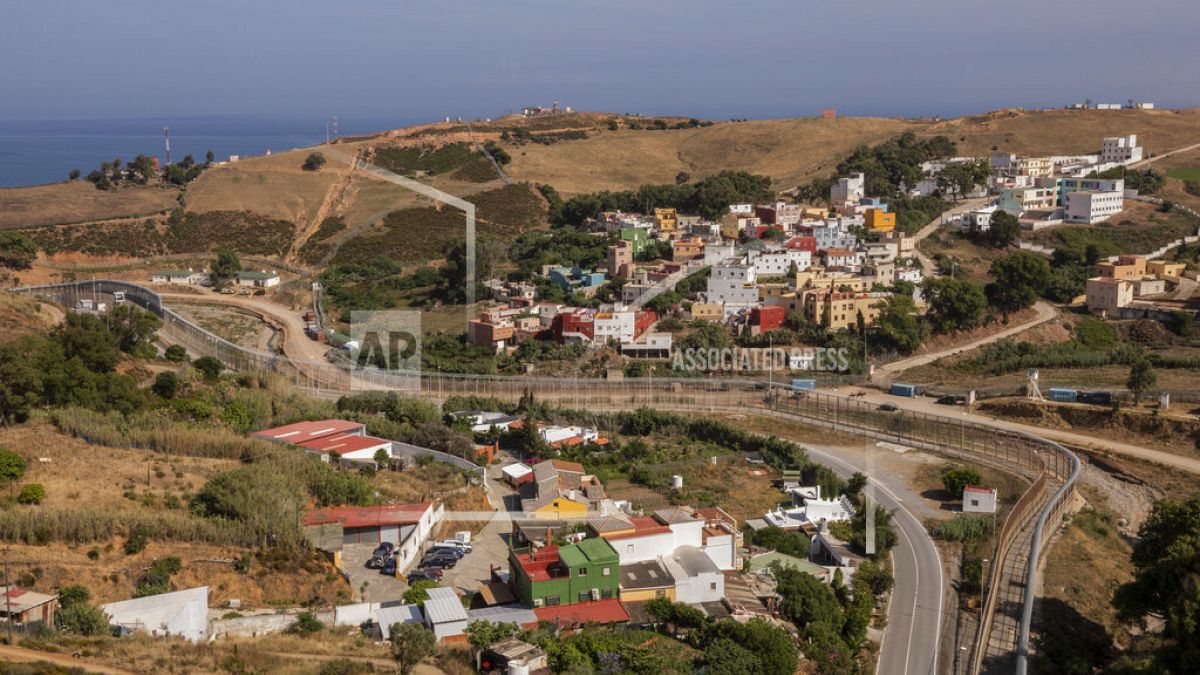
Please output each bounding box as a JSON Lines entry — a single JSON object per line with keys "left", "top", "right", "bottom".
{"left": 603, "top": 516, "right": 671, "bottom": 541}
{"left": 549, "top": 459, "right": 585, "bottom": 473}
{"left": 303, "top": 502, "right": 431, "bottom": 528}
{"left": 254, "top": 419, "right": 364, "bottom": 443}
{"left": 300, "top": 433, "right": 390, "bottom": 455}
{"left": 534, "top": 599, "right": 630, "bottom": 625}
{"left": 963, "top": 485, "right": 995, "bottom": 494}
{"left": 512, "top": 545, "right": 567, "bottom": 582}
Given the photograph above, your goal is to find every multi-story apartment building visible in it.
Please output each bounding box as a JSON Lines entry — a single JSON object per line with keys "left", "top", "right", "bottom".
{"left": 1101, "top": 134, "right": 1143, "bottom": 164}
{"left": 800, "top": 288, "right": 888, "bottom": 331}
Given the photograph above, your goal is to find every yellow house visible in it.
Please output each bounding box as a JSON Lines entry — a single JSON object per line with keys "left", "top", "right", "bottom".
{"left": 1097, "top": 255, "right": 1146, "bottom": 281}
{"left": 672, "top": 236, "right": 705, "bottom": 262}
{"left": 1147, "top": 260, "right": 1185, "bottom": 278}
{"left": 864, "top": 208, "right": 896, "bottom": 232}
{"left": 654, "top": 208, "right": 678, "bottom": 232}
{"left": 690, "top": 303, "right": 724, "bottom": 321}
{"left": 758, "top": 282, "right": 790, "bottom": 301}
{"left": 525, "top": 496, "right": 588, "bottom": 520}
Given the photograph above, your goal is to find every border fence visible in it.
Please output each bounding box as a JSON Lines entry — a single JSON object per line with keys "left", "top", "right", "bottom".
{"left": 15, "top": 279, "right": 1079, "bottom": 674}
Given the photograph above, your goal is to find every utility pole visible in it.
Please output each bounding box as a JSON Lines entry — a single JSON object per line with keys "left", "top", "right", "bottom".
{"left": 4, "top": 561, "right": 12, "bottom": 645}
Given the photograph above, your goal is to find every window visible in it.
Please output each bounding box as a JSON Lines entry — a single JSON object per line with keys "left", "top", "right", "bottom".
{"left": 601, "top": 589, "right": 613, "bottom": 599}
{"left": 578, "top": 567, "right": 587, "bottom": 578}
{"left": 710, "top": 582, "right": 717, "bottom": 591}
{"left": 602, "top": 567, "right": 611, "bottom": 576}
{"left": 546, "top": 595, "right": 561, "bottom": 606}
{"left": 579, "top": 592, "right": 591, "bottom": 603}
{"left": 655, "top": 590, "right": 666, "bottom": 599}
{"left": 970, "top": 499, "right": 979, "bottom": 507}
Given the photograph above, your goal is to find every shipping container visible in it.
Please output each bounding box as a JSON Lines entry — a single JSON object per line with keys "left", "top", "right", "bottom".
{"left": 792, "top": 378, "right": 817, "bottom": 391}
{"left": 890, "top": 383, "right": 918, "bottom": 398}
{"left": 1078, "top": 391, "right": 1112, "bottom": 405}
{"left": 1047, "top": 388, "right": 1078, "bottom": 403}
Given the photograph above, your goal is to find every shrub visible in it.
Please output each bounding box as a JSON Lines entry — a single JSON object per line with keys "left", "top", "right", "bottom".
{"left": 192, "top": 356, "right": 223, "bottom": 380}
{"left": 17, "top": 484, "right": 45, "bottom": 505}
{"left": 941, "top": 466, "right": 982, "bottom": 498}
{"left": 164, "top": 344, "right": 189, "bottom": 362}
{"left": 289, "top": 611, "right": 324, "bottom": 634}
{"left": 152, "top": 371, "right": 179, "bottom": 399}
{"left": 55, "top": 601, "right": 110, "bottom": 635}
{"left": 302, "top": 152, "right": 327, "bottom": 171}
{"left": 933, "top": 515, "right": 992, "bottom": 542}
{"left": 0, "top": 448, "right": 26, "bottom": 483}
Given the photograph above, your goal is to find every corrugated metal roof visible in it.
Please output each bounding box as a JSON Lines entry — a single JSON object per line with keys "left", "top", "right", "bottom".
{"left": 467, "top": 605, "right": 538, "bottom": 627}
{"left": 423, "top": 587, "right": 468, "bottom": 625}
{"left": 376, "top": 604, "right": 423, "bottom": 640}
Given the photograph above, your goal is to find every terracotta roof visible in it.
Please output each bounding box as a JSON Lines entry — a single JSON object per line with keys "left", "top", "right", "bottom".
{"left": 253, "top": 419, "right": 364, "bottom": 443}
{"left": 549, "top": 459, "right": 585, "bottom": 473}
{"left": 603, "top": 516, "right": 671, "bottom": 541}
{"left": 300, "top": 434, "right": 390, "bottom": 455}
{"left": 302, "top": 502, "right": 430, "bottom": 528}
{"left": 534, "top": 599, "right": 630, "bottom": 625}
{"left": 963, "top": 485, "right": 996, "bottom": 494}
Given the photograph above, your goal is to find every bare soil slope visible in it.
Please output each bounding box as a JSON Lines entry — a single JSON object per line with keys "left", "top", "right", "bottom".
{"left": 0, "top": 181, "right": 180, "bottom": 229}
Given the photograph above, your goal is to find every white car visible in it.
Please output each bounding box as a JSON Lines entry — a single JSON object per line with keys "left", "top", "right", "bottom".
{"left": 435, "top": 539, "right": 472, "bottom": 553}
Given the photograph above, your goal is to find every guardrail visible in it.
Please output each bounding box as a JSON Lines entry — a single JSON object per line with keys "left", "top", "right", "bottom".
{"left": 14, "top": 279, "right": 1079, "bottom": 671}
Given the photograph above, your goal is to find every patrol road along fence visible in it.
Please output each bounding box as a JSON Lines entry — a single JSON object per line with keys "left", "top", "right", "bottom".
{"left": 14, "top": 280, "right": 1079, "bottom": 672}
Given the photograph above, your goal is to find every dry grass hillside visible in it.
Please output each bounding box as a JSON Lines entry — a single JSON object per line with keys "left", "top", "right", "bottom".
{"left": 924, "top": 108, "right": 1200, "bottom": 157}
{"left": 0, "top": 181, "right": 180, "bottom": 230}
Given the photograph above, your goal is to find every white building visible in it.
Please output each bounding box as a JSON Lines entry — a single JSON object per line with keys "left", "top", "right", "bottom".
{"left": 728, "top": 203, "right": 755, "bottom": 215}
{"left": 1101, "top": 134, "right": 1144, "bottom": 165}
{"left": 593, "top": 308, "right": 639, "bottom": 343}
{"left": 962, "top": 485, "right": 998, "bottom": 514}
{"left": 101, "top": 587, "right": 209, "bottom": 643}
{"left": 746, "top": 249, "right": 812, "bottom": 276}
{"left": 236, "top": 270, "right": 281, "bottom": 288}
{"left": 662, "top": 546, "right": 724, "bottom": 604}
{"left": 963, "top": 205, "right": 998, "bottom": 233}
{"left": 705, "top": 264, "right": 759, "bottom": 315}
{"left": 1066, "top": 190, "right": 1124, "bottom": 224}
{"left": 831, "top": 173, "right": 865, "bottom": 205}
{"left": 151, "top": 270, "right": 206, "bottom": 285}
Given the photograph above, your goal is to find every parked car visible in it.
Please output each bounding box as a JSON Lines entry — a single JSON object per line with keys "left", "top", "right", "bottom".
{"left": 381, "top": 557, "right": 397, "bottom": 575}
{"left": 421, "top": 553, "right": 459, "bottom": 569}
{"left": 407, "top": 569, "right": 443, "bottom": 584}
{"left": 936, "top": 395, "right": 959, "bottom": 405}
{"left": 373, "top": 542, "right": 395, "bottom": 556}
{"left": 434, "top": 540, "right": 473, "bottom": 553}
{"left": 878, "top": 403, "right": 899, "bottom": 412}
{"left": 428, "top": 546, "right": 466, "bottom": 559}
{"left": 366, "top": 554, "right": 386, "bottom": 569}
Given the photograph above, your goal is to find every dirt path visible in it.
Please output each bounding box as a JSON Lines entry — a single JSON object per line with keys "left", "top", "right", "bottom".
{"left": 0, "top": 644, "right": 134, "bottom": 674}
{"left": 285, "top": 152, "right": 360, "bottom": 264}
{"left": 160, "top": 292, "right": 330, "bottom": 364}
{"left": 874, "top": 301, "right": 1057, "bottom": 380}
{"left": 1131, "top": 140, "right": 1200, "bottom": 168}
{"left": 37, "top": 301, "right": 66, "bottom": 326}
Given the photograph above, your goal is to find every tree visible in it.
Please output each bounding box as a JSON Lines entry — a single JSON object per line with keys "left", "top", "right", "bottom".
{"left": 303, "top": 152, "right": 327, "bottom": 171}
{"left": 988, "top": 210, "right": 1022, "bottom": 248}
{"left": 164, "top": 344, "right": 189, "bottom": 362}
{"left": 987, "top": 252, "right": 1050, "bottom": 313}
{"left": 374, "top": 448, "right": 390, "bottom": 472}
{"left": 402, "top": 580, "right": 439, "bottom": 605}
{"left": 206, "top": 150, "right": 215, "bottom": 165}
{"left": 58, "top": 584, "right": 91, "bottom": 606}
{"left": 0, "top": 448, "right": 27, "bottom": 485}
{"left": 923, "top": 278, "right": 988, "bottom": 333}
{"left": 389, "top": 622, "right": 436, "bottom": 675}
{"left": 706, "top": 618, "right": 798, "bottom": 675}
{"left": 466, "top": 619, "right": 520, "bottom": 649}
{"left": 55, "top": 600, "right": 110, "bottom": 635}
{"left": 17, "top": 483, "right": 45, "bottom": 504}
{"left": 0, "top": 232, "right": 39, "bottom": 270}
{"left": 1127, "top": 359, "right": 1157, "bottom": 404}
{"left": 874, "top": 294, "right": 923, "bottom": 354}
{"left": 845, "top": 472, "right": 869, "bottom": 497}
{"left": 941, "top": 465, "right": 982, "bottom": 498}
{"left": 192, "top": 356, "right": 223, "bottom": 380}
{"left": 705, "top": 637, "right": 763, "bottom": 675}
{"left": 69, "top": 168, "right": 81, "bottom": 180}
{"left": 210, "top": 249, "right": 240, "bottom": 286}
{"left": 1115, "top": 496, "right": 1200, "bottom": 672}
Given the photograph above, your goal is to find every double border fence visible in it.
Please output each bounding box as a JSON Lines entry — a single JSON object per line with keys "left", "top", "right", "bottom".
{"left": 16, "top": 279, "right": 1079, "bottom": 673}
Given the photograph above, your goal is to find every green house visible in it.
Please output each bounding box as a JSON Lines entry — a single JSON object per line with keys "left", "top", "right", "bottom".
{"left": 620, "top": 227, "right": 648, "bottom": 256}
{"left": 510, "top": 538, "right": 619, "bottom": 608}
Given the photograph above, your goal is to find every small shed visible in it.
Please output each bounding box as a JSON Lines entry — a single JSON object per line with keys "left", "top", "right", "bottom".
{"left": 375, "top": 603, "right": 423, "bottom": 640}
{"left": 422, "top": 587, "right": 469, "bottom": 640}
{"left": 501, "top": 463, "right": 535, "bottom": 488}
{"left": 962, "top": 485, "right": 998, "bottom": 514}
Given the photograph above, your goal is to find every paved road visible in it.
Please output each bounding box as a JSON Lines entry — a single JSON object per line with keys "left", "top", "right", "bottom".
{"left": 874, "top": 301, "right": 1058, "bottom": 380}
{"left": 803, "top": 443, "right": 944, "bottom": 675}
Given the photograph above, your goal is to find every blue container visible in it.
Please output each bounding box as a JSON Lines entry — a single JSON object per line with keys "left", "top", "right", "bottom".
{"left": 1079, "top": 391, "right": 1112, "bottom": 405}
{"left": 792, "top": 379, "right": 817, "bottom": 392}
{"left": 1048, "top": 388, "right": 1078, "bottom": 403}
{"left": 890, "top": 383, "right": 918, "bottom": 397}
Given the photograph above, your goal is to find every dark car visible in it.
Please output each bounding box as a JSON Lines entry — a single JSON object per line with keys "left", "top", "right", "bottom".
{"left": 428, "top": 546, "right": 466, "bottom": 559}
{"left": 373, "top": 542, "right": 395, "bottom": 557}
{"left": 421, "top": 553, "right": 459, "bottom": 569}
{"left": 407, "top": 569, "right": 443, "bottom": 584}
{"left": 381, "top": 557, "right": 397, "bottom": 576}
{"left": 878, "top": 403, "right": 899, "bottom": 412}
{"left": 936, "top": 395, "right": 959, "bottom": 405}
{"left": 366, "top": 554, "right": 386, "bottom": 569}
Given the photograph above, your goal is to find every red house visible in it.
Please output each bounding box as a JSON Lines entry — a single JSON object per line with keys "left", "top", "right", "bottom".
{"left": 751, "top": 306, "right": 786, "bottom": 333}
{"left": 784, "top": 236, "right": 817, "bottom": 254}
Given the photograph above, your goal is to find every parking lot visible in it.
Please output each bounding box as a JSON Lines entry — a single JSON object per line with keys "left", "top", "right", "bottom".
{"left": 435, "top": 464, "right": 517, "bottom": 594}
{"left": 341, "top": 543, "right": 409, "bottom": 604}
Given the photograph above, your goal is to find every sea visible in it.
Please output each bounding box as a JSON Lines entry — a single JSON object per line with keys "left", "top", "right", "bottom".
{"left": 0, "top": 114, "right": 426, "bottom": 189}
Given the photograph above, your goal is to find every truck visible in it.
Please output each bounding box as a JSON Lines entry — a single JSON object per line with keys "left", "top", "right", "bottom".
{"left": 1078, "top": 391, "right": 1112, "bottom": 405}
{"left": 889, "top": 383, "right": 918, "bottom": 398}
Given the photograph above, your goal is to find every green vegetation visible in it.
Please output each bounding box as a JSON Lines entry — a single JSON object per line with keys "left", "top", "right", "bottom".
{"left": 1033, "top": 217, "right": 1197, "bottom": 260}
{"left": 289, "top": 611, "right": 324, "bottom": 634}
{"left": 746, "top": 525, "right": 810, "bottom": 557}
{"left": 955, "top": 338, "right": 1199, "bottom": 376}
{"left": 135, "top": 556, "right": 181, "bottom": 597}
{"left": 33, "top": 209, "right": 297, "bottom": 258}
{"left": 17, "top": 483, "right": 45, "bottom": 505}
{"left": 941, "top": 465, "right": 983, "bottom": 498}
{"left": 554, "top": 171, "right": 774, "bottom": 224}
{"left": 402, "top": 580, "right": 439, "bottom": 605}
{"left": 1094, "top": 166, "right": 1166, "bottom": 194}
{"left": 987, "top": 251, "right": 1049, "bottom": 313}
{"left": 985, "top": 210, "right": 1022, "bottom": 248}
{"left": 1167, "top": 166, "right": 1200, "bottom": 183}
{"left": 922, "top": 277, "right": 988, "bottom": 334}
{"left": 0, "top": 231, "right": 39, "bottom": 269}
{"left": 1114, "top": 495, "right": 1200, "bottom": 672}
{"left": 933, "top": 514, "right": 993, "bottom": 542}
{"left": 302, "top": 152, "right": 327, "bottom": 171}
{"left": 373, "top": 142, "right": 494, "bottom": 182}
{"left": 54, "top": 585, "right": 109, "bottom": 636}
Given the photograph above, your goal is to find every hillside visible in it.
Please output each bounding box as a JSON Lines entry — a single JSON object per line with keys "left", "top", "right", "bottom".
{"left": 3, "top": 108, "right": 1199, "bottom": 272}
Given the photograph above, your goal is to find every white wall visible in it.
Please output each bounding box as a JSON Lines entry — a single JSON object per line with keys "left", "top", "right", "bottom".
{"left": 611, "top": 531, "right": 675, "bottom": 564}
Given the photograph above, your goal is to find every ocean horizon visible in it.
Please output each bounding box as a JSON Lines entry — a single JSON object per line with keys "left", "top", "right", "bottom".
{"left": 0, "top": 114, "right": 427, "bottom": 189}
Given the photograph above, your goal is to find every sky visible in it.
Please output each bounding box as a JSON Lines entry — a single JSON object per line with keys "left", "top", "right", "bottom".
{"left": 2, "top": 0, "right": 1199, "bottom": 124}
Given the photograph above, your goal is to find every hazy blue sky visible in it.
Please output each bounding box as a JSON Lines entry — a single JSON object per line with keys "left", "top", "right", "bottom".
{"left": 3, "top": 0, "right": 1198, "bottom": 123}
